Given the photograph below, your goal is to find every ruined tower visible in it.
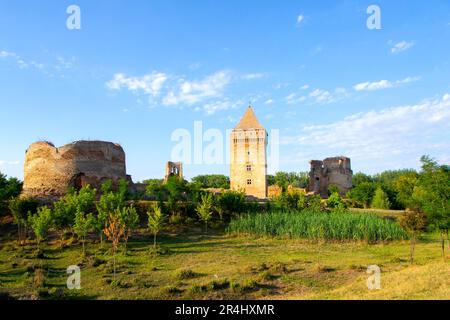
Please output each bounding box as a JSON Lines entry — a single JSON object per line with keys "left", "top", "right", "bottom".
{"left": 308, "top": 156, "right": 353, "bottom": 198}
{"left": 230, "top": 106, "right": 268, "bottom": 199}
{"left": 164, "top": 161, "right": 183, "bottom": 182}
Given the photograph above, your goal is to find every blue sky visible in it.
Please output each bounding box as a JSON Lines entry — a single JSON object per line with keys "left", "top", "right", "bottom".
{"left": 1, "top": 0, "right": 449, "bottom": 182}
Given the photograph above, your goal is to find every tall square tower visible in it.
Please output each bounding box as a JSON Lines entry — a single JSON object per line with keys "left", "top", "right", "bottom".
{"left": 230, "top": 106, "right": 268, "bottom": 199}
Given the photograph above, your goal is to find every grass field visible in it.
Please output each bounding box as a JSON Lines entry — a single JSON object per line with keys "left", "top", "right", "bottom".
{"left": 0, "top": 219, "right": 449, "bottom": 300}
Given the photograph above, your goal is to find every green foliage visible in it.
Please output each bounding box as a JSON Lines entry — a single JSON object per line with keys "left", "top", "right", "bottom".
{"left": 0, "top": 172, "right": 22, "bottom": 202}
{"left": 215, "top": 190, "right": 246, "bottom": 219}
{"left": 227, "top": 210, "right": 408, "bottom": 242}
{"left": 191, "top": 175, "right": 230, "bottom": 189}
{"left": 352, "top": 173, "right": 373, "bottom": 187}
{"left": 327, "top": 184, "right": 340, "bottom": 196}
{"left": 9, "top": 197, "right": 39, "bottom": 243}
{"left": 371, "top": 187, "right": 391, "bottom": 210}
{"left": 73, "top": 210, "right": 94, "bottom": 239}
{"left": 118, "top": 178, "right": 130, "bottom": 201}
{"left": 196, "top": 193, "right": 214, "bottom": 232}
{"left": 94, "top": 187, "right": 125, "bottom": 240}
{"left": 326, "top": 192, "right": 346, "bottom": 211}
{"left": 347, "top": 182, "right": 376, "bottom": 208}
{"left": 393, "top": 172, "right": 419, "bottom": 209}
{"left": 412, "top": 156, "right": 450, "bottom": 246}
{"left": 28, "top": 206, "right": 53, "bottom": 245}
{"left": 147, "top": 203, "right": 166, "bottom": 247}
{"left": 271, "top": 172, "right": 309, "bottom": 191}
{"left": 398, "top": 209, "right": 428, "bottom": 264}
{"left": 53, "top": 185, "right": 96, "bottom": 231}
{"left": 307, "top": 195, "right": 323, "bottom": 212}
{"left": 399, "top": 210, "right": 427, "bottom": 234}
{"left": 118, "top": 205, "right": 140, "bottom": 244}
{"left": 297, "top": 193, "right": 307, "bottom": 211}
{"left": 9, "top": 197, "right": 38, "bottom": 227}
{"left": 100, "top": 180, "right": 113, "bottom": 195}
{"left": 73, "top": 210, "right": 94, "bottom": 254}
{"left": 145, "top": 179, "right": 166, "bottom": 201}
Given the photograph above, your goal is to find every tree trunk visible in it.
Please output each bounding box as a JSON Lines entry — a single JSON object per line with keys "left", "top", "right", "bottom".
{"left": 113, "top": 248, "right": 116, "bottom": 281}
{"left": 441, "top": 231, "right": 445, "bottom": 262}
{"left": 153, "top": 233, "right": 157, "bottom": 248}
{"left": 410, "top": 232, "right": 415, "bottom": 264}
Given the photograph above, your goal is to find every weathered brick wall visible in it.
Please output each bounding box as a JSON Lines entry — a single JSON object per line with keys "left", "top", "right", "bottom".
{"left": 22, "top": 140, "right": 127, "bottom": 199}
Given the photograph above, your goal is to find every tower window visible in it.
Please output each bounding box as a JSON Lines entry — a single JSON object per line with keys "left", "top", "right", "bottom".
{"left": 247, "top": 179, "right": 252, "bottom": 185}
{"left": 246, "top": 165, "right": 252, "bottom": 171}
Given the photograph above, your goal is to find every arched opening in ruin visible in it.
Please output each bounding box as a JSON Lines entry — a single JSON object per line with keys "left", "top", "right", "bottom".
{"left": 314, "top": 177, "right": 320, "bottom": 192}
{"left": 69, "top": 172, "right": 86, "bottom": 192}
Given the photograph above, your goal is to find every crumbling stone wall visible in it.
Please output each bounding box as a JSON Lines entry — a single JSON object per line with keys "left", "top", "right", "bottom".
{"left": 22, "top": 140, "right": 127, "bottom": 199}
{"left": 164, "top": 161, "right": 183, "bottom": 182}
{"left": 308, "top": 156, "right": 353, "bottom": 198}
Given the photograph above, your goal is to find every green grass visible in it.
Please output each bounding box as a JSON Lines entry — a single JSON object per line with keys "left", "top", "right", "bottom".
{"left": 227, "top": 210, "right": 408, "bottom": 242}
{"left": 0, "top": 219, "right": 448, "bottom": 300}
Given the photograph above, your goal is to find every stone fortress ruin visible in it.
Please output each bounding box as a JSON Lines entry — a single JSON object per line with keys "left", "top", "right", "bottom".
{"left": 308, "top": 157, "right": 353, "bottom": 198}
{"left": 22, "top": 140, "right": 130, "bottom": 199}
{"left": 164, "top": 161, "right": 183, "bottom": 182}
{"left": 21, "top": 107, "right": 353, "bottom": 200}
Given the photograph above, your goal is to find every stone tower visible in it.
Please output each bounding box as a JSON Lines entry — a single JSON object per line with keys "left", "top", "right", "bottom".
{"left": 308, "top": 156, "right": 353, "bottom": 198}
{"left": 230, "top": 106, "right": 268, "bottom": 199}
{"left": 164, "top": 161, "right": 183, "bottom": 182}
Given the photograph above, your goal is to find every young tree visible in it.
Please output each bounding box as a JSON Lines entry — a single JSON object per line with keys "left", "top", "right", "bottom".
{"left": 9, "top": 197, "right": 38, "bottom": 244}
{"left": 197, "top": 193, "right": 214, "bottom": 233}
{"left": 95, "top": 189, "right": 124, "bottom": 244}
{"left": 0, "top": 172, "right": 22, "bottom": 203}
{"left": 53, "top": 185, "right": 96, "bottom": 245}
{"left": 308, "top": 195, "right": 323, "bottom": 212}
{"left": 147, "top": 203, "right": 166, "bottom": 248}
{"left": 327, "top": 192, "right": 346, "bottom": 211}
{"left": 297, "top": 192, "right": 307, "bottom": 211}
{"left": 103, "top": 211, "right": 125, "bottom": 281}
{"left": 413, "top": 156, "right": 450, "bottom": 260}
{"left": 118, "top": 205, "right": 139, "bottom": 253}
{"left": 73, "top": 210, "right": 94, "bottom": 255}
{"left": 216, "top": 190, "right": 246, "bottom": 219}
{"left": 347, "top": 182, "right": 376, "bottom": 208}
{"left": 28, "top": 206, "right": 53, "bottom": 248}
{"left": 371, "top": 186, "right": 391, "bottom": 209}
{"left": 399, "top": 209, "right": 427, "bottom": 264}
{"left": 394, "top": 172, "right": 419, "bottom": 209}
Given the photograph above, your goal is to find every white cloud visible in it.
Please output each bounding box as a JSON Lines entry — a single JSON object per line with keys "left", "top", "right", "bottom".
{"left": 0, "top": 49, "right": 75, "bottom": 77}
{"left": 391, "top": 41, "right": 414, "bottom": 54}
{"left": 0, "top": 50, "right": 15, "bottom": 58}
{"left": 162, "top": 70, "right": 232, "bottom": 106}
{"left": 0, "top": 160, "right": 20, "bottom": 166}
{"left": 281, "top": 94, "right": 450, "bottom": 172}
{"left": 297, "top": 14, "right": 304, "bottom": 25}
{"left": 264, "top": 99, "right": 275, "bottom": 105}
{"left": 353, "top": 76, "right": 421, "bottom": 91}
{"left": 242, "top": 72, "right": 266, "bottom": 80}
{"left": 201, "top": 99, "right": 243, "bottom": 115}
{"left": 107, "top": 72, "right": 168, "bottom": 97}
{"left": 301, "top": 84, "right": 309, "bottom": 90}
{"left": 286, "top": 87, "right": 349, "bottom": 105}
